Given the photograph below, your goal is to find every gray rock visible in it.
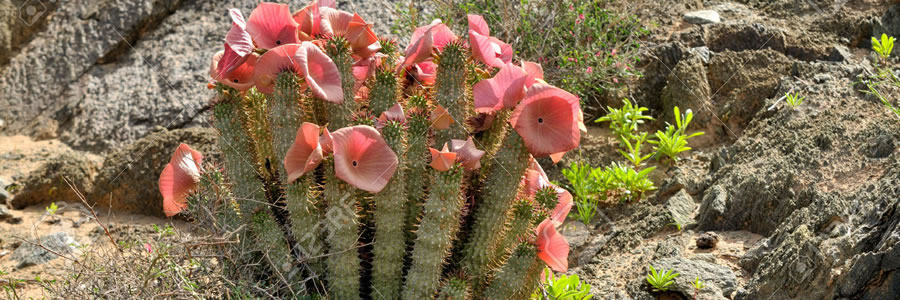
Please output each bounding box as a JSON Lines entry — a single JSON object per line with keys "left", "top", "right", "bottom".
{"left": 828, "top": 45, "right": 853, "bottom": 62}
{"left": 661, "top": 53, "right": 713, "bottom": 131}
{"left": 11, "top": 153, "right": 98, "bottom": 209}
{"left": 690, "top": 46, "right": 711, "bottom": 63}
{"left": 0, "top": 205, "right": 11, "bottom": 220}
{"left": 90, "top": 127, "right": 218, "bottom": 217}
{"left": 683, "top": 10, "right": 721, "bottom": 25}
{"left": 0, "top": 178, "right": 9, "bottom": 204}
{"left": 11, "top": 232, "right": 79, "bottom": 269}
{"left": 814, "top": 73, "right": 833, "bottom": 84}
{"left": 696, "top": 232, "right": 719, "bottom": 249}
{"left": 865, "top": 134, "right": 895, "bottom": 158}
{"left": 874, "top": 4, "right": 900, "bottom": 41}
{"left": 666, "top": 190, "right": 696, "bottom": 228}
{"left": 560, "top": 221, "right": 592, "bottom": 251}
{"left": 648, "top": 257, "right": 737, "bottom": 299}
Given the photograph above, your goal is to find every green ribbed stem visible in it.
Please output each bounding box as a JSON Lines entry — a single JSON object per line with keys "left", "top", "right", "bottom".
{"left": 483, "top": 243, "right": 543, "bottom": 299}
{"left": 402, "top": 166, "right": 465, "bottom": 300}
{"left": 369, "top": 68, "right": 400, "bottom": 116}
{"left": 493, "top": 200, "right": 535, "bottom": 263}
{"left": 433, "top": 43, "right": 471, "bottom": 147}
{"left": 404, "top": 96, "right": 430, "bottom": 242}
{"left": 437, "top": 277, "right": 470, "bottom": 300}
{"left": 371, "top": 121, "right": 407, "bottom": 299}
{"left": 461, "top": 130, "right": 531, "bottom": 286}
{"left": 323, "top": 159, "right": 361, "bottom": 299}
{"left": 268, "top": 73, "right": 326, "bottom": 277}
{"left": 213, "top": 92, "right": 291, "bottom": 283}
{"left": 326, "top": 38, "right": 357, "bottom": 130}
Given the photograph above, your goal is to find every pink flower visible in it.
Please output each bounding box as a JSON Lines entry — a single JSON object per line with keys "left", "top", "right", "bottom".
{"left": 567, "top": 57, "right": 576, "bottom": 62}
{"left": 346, "top": 13, "right": 381, "bottom": 58}
{"left": 284, "top": 122, "right": 325, "bottom": 183}
{"left": 413, "top": 61, "right": 437, "bottom": 85}
{"left": 448, "top": 138, "right": 485, "bottom": 171}
{"left": 536, "top": 218, "right": 569, "bottom": 272}
{"left": 246, "top": 3, "right": 300, "bottom": 49}
{"left": 579, "top": 13, "right": 585, "bottom": 20}
{"left": 294, "top": 41, "right": 343, "bottom": 103}
{"left": 252, "top": 44, "right": 302, "bottom": 93}
{"left": 159, "top": 144, "right": 203, "bottom": 217}
{"left": 209, "top": 50, "right": 258, "bottom": 91}
{"left": 586, "top": 66, "right": 593, "bottom": 74}
{"left": 430, "top": 105, "right": 454, "bottom": 130}
{"left": 318, "top": 7, "right": 353, "bottom": 37}
{"left": 331, "top": 126, "right": 398, "bottom": 193}
{"left": 403, "top": 20, "right": 457, "bottom": 67}
{"left": 569, "top": 4, "right": 574, "bottom": 11}
{"left": 216, "top": 9, "right": 254, "bottom": 77}
{"left": 376, "top": 103, "right": 406, "bottom": 128}
{"left": 468, "top": 14, "right": 513, "bottom": 68}
{"left": 611, "top": 48, "right": 618, "bottom": 57}
{"left": 509, "top": 83, "right": 582, "bottom": 158}
{"left": 429, "top": 143, "right": 457, "bottom": 172}
{"left": 144, "top": 243, "right": 153, "bottom": 253}
{"left": 613, "top": 77, "right": 619, "bottom": 84}
{"left": 473, "top": 63, "right": 528, "bottom": 113}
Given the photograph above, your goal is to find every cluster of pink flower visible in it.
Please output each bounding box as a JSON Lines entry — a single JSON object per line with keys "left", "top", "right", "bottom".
{"left": 160, "top": 1, "right": 585, "bottom": 273}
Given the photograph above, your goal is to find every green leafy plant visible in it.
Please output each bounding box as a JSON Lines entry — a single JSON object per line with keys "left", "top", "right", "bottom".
{"left": 785, "top": 92, "right": 805, "bottom": 109}
{"left": 873, "top": 33, "right": 895, "bottom": 63}
{"left": 533, "top": 267, "right": 593, "bottom": 300}
{"left": 45, "top": 202, "right": 58, "bottom": 215}
{"left": 863, "top": 80, "right": 900, "bottom": 119}
{"left": 596, "top": 98, "right": 654, "bottom": 143}
{"left": 649, "top": 107, "right": 704, "bottom": 164}
{"left": 619, "top": 132, "right": 652, "bottom": 168}
{"left": 691, "top": 277, "right": 705, "bottom": 300}
{"left": 562, "top": 161, "right": 601, "bottom": 224}
{"left": 646, "top": 265, "right": 680, "bottom": 292}
{"left": 608, "top": 163, "right": 656, "bottom": 203}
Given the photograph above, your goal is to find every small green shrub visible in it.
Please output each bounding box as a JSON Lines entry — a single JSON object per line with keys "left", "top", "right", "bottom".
{"left": 785, "top": 92, "right": 805, "bottom": 109}
{"left": 532, "top": 267, "right": 593, "bottom": 300}
{"left": 649, "top": 107, "right": 704, "bottom": 164}
{"left": 691, "top": 277, "right": 705, "bottom": 300}
{"left": 607, "top": 163, "right": 656, "bottom": 203}
{"left": 562, "top": 161, "right": 602, "bottom": 224}
{"left": 646, "top": 265, "right": 679, "bottom": 292}
{"left": 596, "top": 98, "right": 654, "bottom": 143}
{"left": 873, "top": 33, "right": 895, "bottom": 63}
{"left": 619, "top": 132, "right": 652, "bottom": 168}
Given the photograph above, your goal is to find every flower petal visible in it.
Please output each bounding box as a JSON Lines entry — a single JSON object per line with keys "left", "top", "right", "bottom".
{"left": 536, "top": 218, "right": 569, "bottom": 272}
{"left": 522, "top": 61, "right": 544, "bottom": 88}
{"left": 549, "top": 151, "right": 565, "bottom": 163}
{"left": 410, "top": 20, "right": 457, "bottom": 52}
{"left": 284, "top": 122, "right": 325, "bottom": 183}
{"left": 320, "top": 127, "right": 334, "bottom": 154}
{"left": 550, "top": 189, "right": 573, "bottom": 226}
{"left": 332, "top": 126, "right": 398, "bottom": 193}
{"left": 473, "top": 63, "right": 527, "bottom": 113}
{"left": 403, "top": 24, "right": 434, "bottom": 67}
{"left": 295, "top": 41, "right": 343, "bottom": 103}
{"left": 252, "top": 43, "right": 302, "bottom": 94}
{"left": 159, "top": 144, "right": 203, "bottom": 217}
{"left": 413, "top": 61, "right": 437, "bottom": 85}
{"left": 210, "top": 49, "right": 258, "bottom": 91}
{"left": 449, "top": 137, "right": 485, "bottom": 171}
{"left": 319, "top": 7, "right": 353, "bottom": 37}
{"left": 429, "top": 144, "right": 457, "bottom": 172}
{"left": 510, "top": 83, "right": 582, "bottom": 157}
{"left": 430, "top": 104, "right": 454, "bottom": 130}
{"left": 292, "top": 1, "right": 320, "bottom": 37}
{"left": 469, "top": 30, "right": 507, "bottom": 68}
{"left": 225, "top": 9, "right": 254, "bottom": 56}
{"left": 246, "top": 2, "right": 300, "bottom": 49}
{"left": 467, "top": 14, "right": 490, "bottom": 36}
{"left": 346, "top": 13, "right": 380, "bottom": 58}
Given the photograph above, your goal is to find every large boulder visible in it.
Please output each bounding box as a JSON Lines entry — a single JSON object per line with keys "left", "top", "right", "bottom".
{"left": 10, "top": 153, "right": 99, "bottom": 209}
{"left": 90, "top": 127, "right": 218, "bottom": 217}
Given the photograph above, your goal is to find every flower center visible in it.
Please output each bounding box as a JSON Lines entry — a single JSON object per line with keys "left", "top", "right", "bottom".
{"left": 352, "top": 160, "right": 358, "bottom": 167}
{"left": 233, "top": 79, "right": 239, "bottom": 83}
{"left": 275, "top": 40, "right": 281, "bottom": 45}
{"left": 537, "top": 117, "right": 544, "bottom": 124}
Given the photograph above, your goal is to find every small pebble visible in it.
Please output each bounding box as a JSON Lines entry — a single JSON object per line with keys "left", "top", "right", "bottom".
{"left": 697, "top": 232, "right": 719, "bottom": 249}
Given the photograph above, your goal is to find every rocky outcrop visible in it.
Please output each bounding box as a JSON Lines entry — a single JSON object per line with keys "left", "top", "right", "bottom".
{"left": 10, "top": 153, "right": 98, "bottom": 209}
{"left": 0, "top": 0, "right": 414, "bottom": 153}
{"left": 11, "top": 232, "right": 79, "bottom": 269}
{"left": 91, "top": 127, "right": 218, "bottom": 217}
